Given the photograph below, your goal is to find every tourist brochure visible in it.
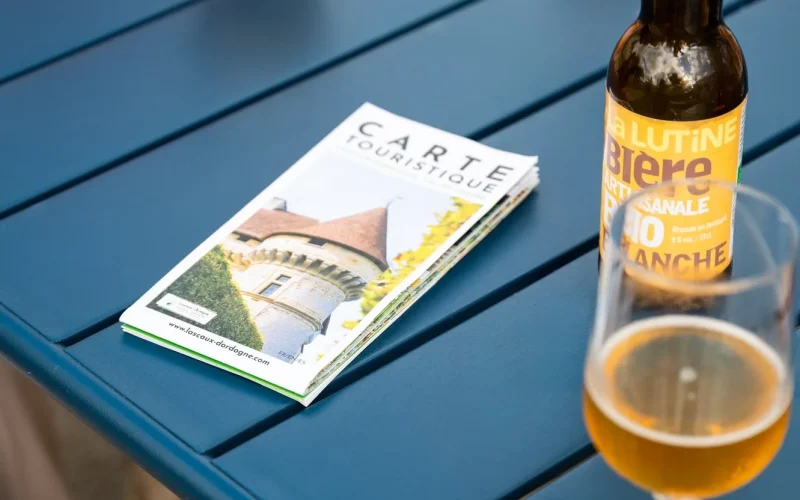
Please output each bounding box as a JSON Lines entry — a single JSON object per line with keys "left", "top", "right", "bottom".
{"left": 120, "top": 103, "right": 540, "bottom": 405}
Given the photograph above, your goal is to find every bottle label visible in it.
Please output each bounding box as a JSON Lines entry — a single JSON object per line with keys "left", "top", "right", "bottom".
{"left": 599, "top": 91, "right": 747, "bottom": 280}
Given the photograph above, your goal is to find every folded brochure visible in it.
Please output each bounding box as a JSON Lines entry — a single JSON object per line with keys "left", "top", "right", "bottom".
{"left": 121, "top": 103, "right": 539, "bottom": 405}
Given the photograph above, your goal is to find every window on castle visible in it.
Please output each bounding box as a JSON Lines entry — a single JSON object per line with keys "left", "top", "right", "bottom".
{"left": 260, "top": 283, "right": 282, "bottom": 298}
{"left": 276, "top": 275, "right": 291, "bottom": 283}
{"left": 234, "top": 233, "right": 250, "bottom": 242}
{"left": 308, "top": 237, "right": 326, "bottom": 247}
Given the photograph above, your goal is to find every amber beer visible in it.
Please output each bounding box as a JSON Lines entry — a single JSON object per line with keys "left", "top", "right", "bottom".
{"left": 599, "top": 0, "right": 747, "bottom": 282}
{"left": 584, "top": 316, "right": 791, "bottom": 498}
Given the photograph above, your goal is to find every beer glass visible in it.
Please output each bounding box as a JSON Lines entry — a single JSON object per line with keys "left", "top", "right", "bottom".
{"left": 584, "top": 179, "right": 798, "bottom": 499}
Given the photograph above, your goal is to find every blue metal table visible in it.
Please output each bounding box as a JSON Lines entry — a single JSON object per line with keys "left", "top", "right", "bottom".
{"left": 1, "top": 0, "right": 798, "bottom": 498}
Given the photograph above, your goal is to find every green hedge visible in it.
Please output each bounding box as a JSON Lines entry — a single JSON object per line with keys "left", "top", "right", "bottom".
{"left": 149, "top": 246, "right": 264, "bottom": 351}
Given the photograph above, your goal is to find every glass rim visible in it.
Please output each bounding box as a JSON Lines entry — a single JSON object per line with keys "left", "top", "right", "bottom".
{"left": 607, "top": 179, "right": 800, "bottom": 295}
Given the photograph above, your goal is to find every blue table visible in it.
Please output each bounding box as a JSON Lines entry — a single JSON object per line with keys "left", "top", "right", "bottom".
{"left": 1, "top": 0, "right": 798, "bottom": 498}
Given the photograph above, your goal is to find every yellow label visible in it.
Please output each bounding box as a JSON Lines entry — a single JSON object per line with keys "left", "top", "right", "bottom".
{"left": 599, "top": 92, "right": 746, "bottom": 280}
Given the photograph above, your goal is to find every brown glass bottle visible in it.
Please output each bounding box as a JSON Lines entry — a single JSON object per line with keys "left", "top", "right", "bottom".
{"left": 609, "top": 0, "right": 746, "bottom": 122}
{"left": 599, "top": 0, "right": 747, "bottom": 308}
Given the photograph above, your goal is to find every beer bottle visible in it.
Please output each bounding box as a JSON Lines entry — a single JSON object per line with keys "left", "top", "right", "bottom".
{"left": 598, "top": 0, "right": 747, "bottom": 301}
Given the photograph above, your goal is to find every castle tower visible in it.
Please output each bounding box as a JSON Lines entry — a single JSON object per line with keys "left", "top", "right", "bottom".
{"left": 224, "top": 205, "right": 388, "bottom": 363}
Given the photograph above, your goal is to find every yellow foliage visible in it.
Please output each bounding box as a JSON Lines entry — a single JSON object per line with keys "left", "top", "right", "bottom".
{"left": 342, "top": 197, "right": 481, "bottom": 328}
{"left": 341, "top": 320, "right": 360, "bottom": 330}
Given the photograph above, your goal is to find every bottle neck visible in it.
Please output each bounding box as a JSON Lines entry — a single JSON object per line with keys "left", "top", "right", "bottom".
{"left": 640, "top": 0, "right": 723, "bottom": 32}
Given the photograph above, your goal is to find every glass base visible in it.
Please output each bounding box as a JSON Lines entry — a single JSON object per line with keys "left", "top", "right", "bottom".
{"left": 653, "top": 495, "right": 699, "bottom": 500}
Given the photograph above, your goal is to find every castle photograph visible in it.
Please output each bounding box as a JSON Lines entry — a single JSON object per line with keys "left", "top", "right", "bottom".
{"left": 147, "top": 152, "right": 475, "bottom": 365}
{"left": 221, "top": 197, "right": 389, "bottom": 363}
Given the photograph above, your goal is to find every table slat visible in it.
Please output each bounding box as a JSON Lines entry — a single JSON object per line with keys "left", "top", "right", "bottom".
{"left": 0, "top": 0, "right": 474, "bottom": 216}
{"left": 215, "top": 132, "right": 800, "bottom": 499}
{"left": 0, "top": 0, "right": 190, "bottom": 82}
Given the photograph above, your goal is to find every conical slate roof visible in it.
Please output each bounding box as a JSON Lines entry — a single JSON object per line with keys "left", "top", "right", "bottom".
{"left": 235, "top": 210, "right": 317, "bottom": 241}
{"left": 283, "top": 207, "right": 389, "bottom": 270}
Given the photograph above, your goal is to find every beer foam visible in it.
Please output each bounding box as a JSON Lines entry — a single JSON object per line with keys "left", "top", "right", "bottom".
{"left": 586, "top": 315, "right": 792, "bottom": 448}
